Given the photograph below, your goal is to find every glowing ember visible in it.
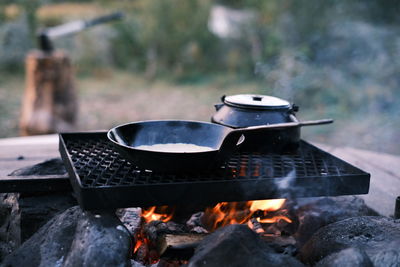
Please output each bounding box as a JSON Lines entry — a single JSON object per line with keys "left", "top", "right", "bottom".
{"left": 257, "top": 215, "right": 292, "bottom": 224}
{"left": 133, "top": 232, "right": 148, "bottom": 254}
{"left": 133, "top": 206, "right": 175, "bottom": 264}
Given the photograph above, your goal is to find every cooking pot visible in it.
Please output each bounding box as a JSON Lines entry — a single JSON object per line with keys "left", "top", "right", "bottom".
{"left": 211, "top": 94, "right": 301, "bottom": 152}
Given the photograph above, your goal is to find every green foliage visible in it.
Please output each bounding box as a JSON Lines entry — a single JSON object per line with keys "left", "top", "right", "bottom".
{"left": 110, "top": 0, "right": 218, "bottom": 78}
{"left": 285, "top": 0, "right": 337, "bottom": 44}
{"left": 355, "top": 0, "right": 400, "bottom": 24}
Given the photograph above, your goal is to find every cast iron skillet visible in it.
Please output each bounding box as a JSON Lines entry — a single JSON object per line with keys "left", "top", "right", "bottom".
{"left": 107, "top": 119, "right": 332, "bottom": 173}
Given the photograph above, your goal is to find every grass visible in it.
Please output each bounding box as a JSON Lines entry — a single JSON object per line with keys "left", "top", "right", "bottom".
{"left": 0, "top": 74, "right": 23, "bottom": 138}
{"left": 0, "top": 70, "right": 398, "bottom": 155}
{"left": 0, "top": 70, "right": 264, "bottom": 136}
{"left": 77, "top": 70, "right": 265, "bottom": 130}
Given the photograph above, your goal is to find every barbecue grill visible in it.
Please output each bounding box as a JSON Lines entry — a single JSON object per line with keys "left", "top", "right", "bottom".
{"left": 59, "top": 131, "right": 370, "bottom": 210}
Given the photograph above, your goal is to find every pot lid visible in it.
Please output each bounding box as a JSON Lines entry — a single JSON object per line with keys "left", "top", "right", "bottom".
{"left": 224, "top": 94, "right": 290, "bottom": 109}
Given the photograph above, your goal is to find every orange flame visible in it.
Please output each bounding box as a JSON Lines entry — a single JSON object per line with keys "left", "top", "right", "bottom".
{"left": 133, "top": 206, "right": 175, "bottom": 256}
{"left": 139, "top": 200, "right": 290, "bottom": 232}
{"left": 141, "top": 206, "right": 174, "bottom": 223}
{"left": 203, "top": 199, "right": 290, "bottom": 231}
{"left": 250, "top": 199, "right": 286, "bottom": 212}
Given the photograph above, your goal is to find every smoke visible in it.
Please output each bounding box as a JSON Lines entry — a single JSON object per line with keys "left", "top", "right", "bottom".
{"left": 276, "top": 169, "right": 296, "bottom": 191}
{"left": 255, "top": 49, "right": 307, "bottom": 103}
{"left": 237, "top": 159, "right": 301, "bottom": 204}
{"left": 253, "top": 19, "right": 400, "bottom": 154}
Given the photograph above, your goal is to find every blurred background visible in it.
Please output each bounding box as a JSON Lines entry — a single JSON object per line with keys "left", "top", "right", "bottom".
{"left": 0, "top": 0, "right": 399, "bottom": 154}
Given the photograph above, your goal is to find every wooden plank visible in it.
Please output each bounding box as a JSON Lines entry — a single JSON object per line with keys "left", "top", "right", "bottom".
{"left": 0, "top": 134, "right": 58, "bottom": 147}
{"left": 314, "top": 142, "right": 400, "bottom": 217}
{"left": 0, "top": 146, "right": 58, "bottom": 159}
{"left": 0, "top": 134, "right": 60, "bottom": 176}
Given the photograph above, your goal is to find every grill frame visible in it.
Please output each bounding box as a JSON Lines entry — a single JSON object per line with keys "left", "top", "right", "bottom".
{"left": 59, "top": 131, "right": 370, "bottom": 210}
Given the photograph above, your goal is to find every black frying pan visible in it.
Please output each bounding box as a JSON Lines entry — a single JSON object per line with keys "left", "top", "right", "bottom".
{"left": 107, "top": 119, "right": 333, "bottom": 173}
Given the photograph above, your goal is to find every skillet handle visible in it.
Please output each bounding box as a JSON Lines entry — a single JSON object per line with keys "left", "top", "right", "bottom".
{"left": 235, "top": 118, "right": 334, "bottom": 132}
{"left": 218, "top": 130, "right": 245, "bottom": 159}
{"left": 218, "top": 118, "right": 333, "bottom": 157}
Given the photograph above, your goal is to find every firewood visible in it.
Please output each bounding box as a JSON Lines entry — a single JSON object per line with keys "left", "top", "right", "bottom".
{"left": 157, "top": 233, "right": 207, "bottom": 260}
{"left": 20, "top": 50, "right": 78, "bottom": 136}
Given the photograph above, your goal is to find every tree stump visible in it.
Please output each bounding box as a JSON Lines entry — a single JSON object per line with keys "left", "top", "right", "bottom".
{"left": 20, "top": 50, "right": 78, "bottom": 136}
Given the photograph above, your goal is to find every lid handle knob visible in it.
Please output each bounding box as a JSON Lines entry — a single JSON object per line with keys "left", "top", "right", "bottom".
{"left": 252, "top": 96, "right": 263, "bottom": 101}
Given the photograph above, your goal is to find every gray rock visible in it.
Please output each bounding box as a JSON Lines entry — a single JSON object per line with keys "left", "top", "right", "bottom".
{"left": 0, "top": 194, "right": 20, "bottom": 262}
{"left": 299, "top": 216, "right": 400, "bottom": 265}
{"left": 188, "top": 224, "right": 303, "bottom": 267}
{"left": 315, "top": 247, "right": 373, "bottom": 267}
{"left": 19, "top": 192, "right": 76, "bottom": 242}
{"left": 2, "top": 206, "right": 132, "bottom": 267}
{"left": 294, "top": 196, "right": 378, "bottom": 247}
{"left": 370, "top": 246, "right": 400, "bottom": 267}
{"left": 1, "top": 206, "right": 80, "bottom": 267}
{"left": 62, "top": 210, "right": 132, "bottom": 267}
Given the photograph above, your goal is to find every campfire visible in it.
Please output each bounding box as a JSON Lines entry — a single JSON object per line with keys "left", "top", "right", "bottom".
{"left": 5, "top": 92, "right": 398, "bottom": 267}
{"left": 133, "top": 199, "right": 295, "bottom": 264}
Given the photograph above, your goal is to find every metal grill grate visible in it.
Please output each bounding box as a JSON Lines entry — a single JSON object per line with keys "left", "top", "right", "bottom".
{"left": 59, "top": 132, "right": 370, "bottom": 210}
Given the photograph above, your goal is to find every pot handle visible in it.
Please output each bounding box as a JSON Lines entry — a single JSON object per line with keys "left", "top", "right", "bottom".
{"left": 214, "top": 95, "right": 227, "bottom": 111}
{"left": 214, "top": 103, "right": 224, "bottom": 111}
{"left": 289, "top": 103, "right": 299, "bottom": 113}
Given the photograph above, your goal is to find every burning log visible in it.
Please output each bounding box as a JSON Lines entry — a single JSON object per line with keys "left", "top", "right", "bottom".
{"left": 134, "top": 219, "right": 190, "bottom": 264}
{"left": 158, "top": 233, "right": 207, "bottom": 260}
